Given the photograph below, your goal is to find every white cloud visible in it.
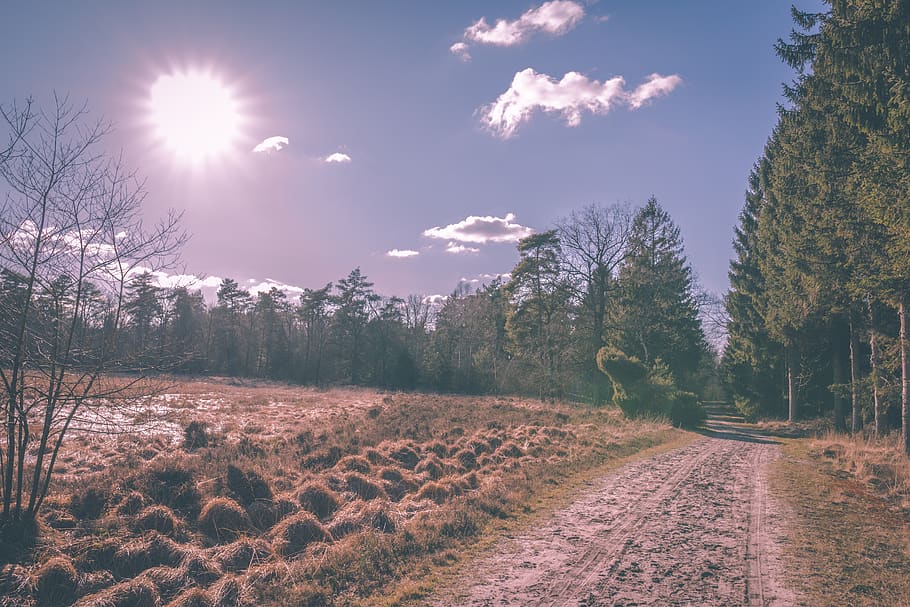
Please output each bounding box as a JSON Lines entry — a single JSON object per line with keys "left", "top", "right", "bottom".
{"left": 423, "top": 294, "right": 448, "bottom": 305}
{"left": 247, "top": 278, "right": 305, "bottom": 298}
{"left": 463, "top": 1, "right": 584, "bottom": 47}
{"left": 387, "top": 249, "right": 420, "bottom": 258}
{"left": 325, "top": 152, "right": 352, "bottom": 163}
{"left": 627, "top": 73, "right": 684, "bottom": 109}
{"left": 446, "top": 242, "right": 480, "bottom": 254}
{"left": 253, "top": 136, "right": 289, "bottom": 153}
{"left": 423, "top": 213, "right": 533, "bottom": 244}
{"left": 450, "top": 42, "right": 471, "bottom": 62}
{"left": 481, "top": 68, "right": 682, "bottom": 137}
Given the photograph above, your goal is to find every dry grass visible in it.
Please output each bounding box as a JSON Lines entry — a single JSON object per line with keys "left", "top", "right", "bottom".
{"left": 772, "top": 439, "right": 910, "bottom": 606}
{"left": 811, "top": 431, "right": 910, "bottom": 511}
{"left": 10, "top": 378, "right": 676, "bottom": 607}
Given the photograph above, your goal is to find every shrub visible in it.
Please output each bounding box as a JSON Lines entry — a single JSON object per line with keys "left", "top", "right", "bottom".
{"left": 135, "top": 505, "right": 178, "bottom": 536}
{"left": 271, "top": 513, "right": 331, "bottom": 557}
{"left": 182, "top": 421, "right": 210, "bottom": 451}
{"left": 225, "top": 465, "right": 272, "bottom": 506}
{"left": 198, "top": 497, "right": 250, "bottom": 542}
{"left": 34, "top": 557, "right": 78, "bottom": 607}
{"left": 296, "top": 482, "right": 341, "bottom": 520}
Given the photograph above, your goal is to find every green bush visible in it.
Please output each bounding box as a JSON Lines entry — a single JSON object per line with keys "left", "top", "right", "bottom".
{"left": 669, "top": 391, "right": 706, "bottom": 428}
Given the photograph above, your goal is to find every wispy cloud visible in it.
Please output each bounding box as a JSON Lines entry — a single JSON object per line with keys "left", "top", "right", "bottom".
{"left": 325, "top": 152, "right": 352, "bottom": 163}
{"left": 450, "top": 42, "right": 471, "bottom": 62}
{"left": 387, "top": 249, "right": 420, "bottom": 258}
{"left": 627, "top": 73, "right": 683, "bottom": 109}
{"left": 423, "top": 213, "right": 533, "bottom": 244}
{"left": 446, "top": 242, "right": 480, "bottom": 254}
{"left": 253, "top": 136, "right": 289, "bottom": 153}
{"left": 247, "top": 278, "right": 305, "bottom": 297}
{"left": 458, "top": 1, "right": 584, "bottom": 52}
{"left": 480, "top": 68, "right": 682, "bottom": 137}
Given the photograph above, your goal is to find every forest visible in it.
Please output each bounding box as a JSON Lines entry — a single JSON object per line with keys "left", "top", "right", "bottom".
{"left": 722, "top": 3, "right": 910, "bottom": 453}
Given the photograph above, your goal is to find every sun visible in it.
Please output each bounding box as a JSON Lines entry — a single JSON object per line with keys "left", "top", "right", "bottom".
{"left": 149, "top": 70, "right": 241, "bottom": 164}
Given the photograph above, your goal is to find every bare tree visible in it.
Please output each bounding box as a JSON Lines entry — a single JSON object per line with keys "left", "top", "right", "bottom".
{"left": 556, "top": 203, "right": 632, "bottom": 403}
{"left": 0, "top": 96, "right": 185, "bottom": 524}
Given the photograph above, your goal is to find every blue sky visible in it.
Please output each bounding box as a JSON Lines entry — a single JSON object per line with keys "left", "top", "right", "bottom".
{"left": 0, "top": 1, "right": 823, "bottom": 299}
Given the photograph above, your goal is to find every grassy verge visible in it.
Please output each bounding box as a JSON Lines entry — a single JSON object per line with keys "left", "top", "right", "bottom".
{"left": 770, "top": 438, "right": 910, "bottom": 606}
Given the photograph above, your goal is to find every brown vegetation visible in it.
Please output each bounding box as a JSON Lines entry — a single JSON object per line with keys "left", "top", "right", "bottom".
{"left": 5, "top": 380, "right": 673, "bottom": 607}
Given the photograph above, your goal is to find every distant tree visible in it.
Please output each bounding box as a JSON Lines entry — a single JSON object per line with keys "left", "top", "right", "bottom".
{"left": 297, "top": 284, "right": 332, "bottom": 384}
{"left": 505, "top": 231, "right": 573, "bottom": 398}
{"left": 331, "top": 268, "right": 379, "bottom": 384}
{"left": 556, "top": 203, "right": 632, "bottom": 404}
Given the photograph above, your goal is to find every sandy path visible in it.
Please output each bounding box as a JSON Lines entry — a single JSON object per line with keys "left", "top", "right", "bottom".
{"left": 432, "top": 416, "right": 794, "bottom": 607}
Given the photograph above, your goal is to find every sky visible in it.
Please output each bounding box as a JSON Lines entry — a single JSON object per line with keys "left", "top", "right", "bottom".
{"left": 0, "top": 1, "right": 824, "bottom": 301}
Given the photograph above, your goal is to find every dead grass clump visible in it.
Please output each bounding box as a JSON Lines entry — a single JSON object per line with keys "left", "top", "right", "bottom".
{"left": 387, "top": 444, "right": 420, "bottom": 470}
{"left": 76, "top": 539, "right": 120, "bottom": 572}
{"left": 301, "top": 446, "right": 343, "bottom": 471}
{"left": 135, "top": 505, "right": 179, "bottom": 536}
{"left": 114, "top": 533, "right": 185, "bottom": 578}
{"left": 136, "top": 458, "right": 201, "bottom": 516}
{"left": 416, "top": 480, "right": 459, "bottom": 504}
{"left": 345, "top": 472, "right": 387, "bottom": 501}
{"left": 215, "top": 538, "right": 272, "bottom": 573}
{"left": 497, "top": 441, "right": 524, "bottom": 458}
{"left": 0, "top": 564, "right": 33, "bottom": 598}
{"left": 814, "top": 432, "right": 910, "bottom": 507}
{"left": 163, "top": 587, "right": 211, "bottom": 607}
{"left": 247, "top": 495, "right": 299, "bottom": 530}
{"left": 327, "top": 500, "right": 396, "bottom": 538}
{"left": 74, "top": 578, "right": 159, "bottom": 607}
{"left": 364, "top": 448, "right": 392, "bottom": 466}
{"left": 69, "top": 485, "right": 110, "bottom": 520}
{"left": 466, "top": 438, "right": 490, "bottom": 455}
{"left": 271, "top": 512, "right": 332, "bottom": 557}
{"left": 209, "top": 575, "right": 242, "bottom": 607}
{"left": 297, "top": 481, "right": 342, "bottom": 520}
{"left": 77, "top": 570, "right": 115, "bottom": 595}
{"left": 179, "top": 549, "right": 222, "bottom": 586}
{"left": 461, "top": 472, "right": 480, "bottom": 490}
{"left": 225, "top": 465, "right": 272, "bottom": 506}
{"left": 454, "top": 449, "right": 478, "bottom": 470}
{"left": 34, "top": 556, "right": 78, "bottom": 607}
{"left": 424, "top": 439, "right": 448, "bottom": 458}
{"left": 116, "top": 491, "right": 146, "bottom": 516}
{"left": 336, "top": 455, "right": 372, "bottom": 474}
{"left": 136, "top": 566, "right": 188, "bottom": 601}
{"left": 198, "top": 497, "right": 250, "bottom": 542}
{"left": 242, "top": 562, "right": 286, "bottom": 587}
{"left": 415, "top": 455, "right": 445, "bottom": 480}
{"left": 377, "top": 466, "right": 419, "bottom": 501}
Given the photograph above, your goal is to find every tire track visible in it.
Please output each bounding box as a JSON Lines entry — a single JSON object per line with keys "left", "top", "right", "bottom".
{"left": 432, "top": 423, "right": 792, "bottom": 607}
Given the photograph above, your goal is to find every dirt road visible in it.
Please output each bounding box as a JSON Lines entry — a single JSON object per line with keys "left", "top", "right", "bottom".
{"left": 432, "top": 413, "right": 795, "bottom": 607}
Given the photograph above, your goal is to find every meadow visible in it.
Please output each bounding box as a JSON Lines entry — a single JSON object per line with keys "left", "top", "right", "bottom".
{"left": 1, "top": 378, "right": 675, "bottom": 607}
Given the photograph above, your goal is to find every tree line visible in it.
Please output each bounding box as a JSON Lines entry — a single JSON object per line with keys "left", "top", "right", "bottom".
{"left": 722, "top": 2, "right": 910, "bottom": 452}
{"left": 3, "top": 198, "right": 711, "bottom": 403}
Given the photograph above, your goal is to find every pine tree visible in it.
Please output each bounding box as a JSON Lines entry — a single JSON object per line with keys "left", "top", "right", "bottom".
{"left": 613, "top": 198, "right": 708, "bottom": 393}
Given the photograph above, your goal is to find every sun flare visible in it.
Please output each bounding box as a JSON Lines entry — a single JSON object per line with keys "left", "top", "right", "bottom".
{"left": 149, "top": 70, "right": 241, "bottom": 163}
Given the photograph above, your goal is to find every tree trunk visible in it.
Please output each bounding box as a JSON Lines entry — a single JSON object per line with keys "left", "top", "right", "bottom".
{"left": 900, "top": 299, "right": 909, "bottom": 456}
{"left": 831, "top": 324, "right": 847, "bottom": 432}
{"left": 849, "top": 320, "right": 861, "bottom": 433}
{"left": 869, "top": 300, "right": 885, "bottom": 436}
{"left": 788, "top": 347, "right": 798, "bottom": 423}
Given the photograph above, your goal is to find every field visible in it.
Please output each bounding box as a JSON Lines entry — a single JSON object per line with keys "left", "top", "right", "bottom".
{"left": 0, "top": 378, "right": 675, "bottom": 607}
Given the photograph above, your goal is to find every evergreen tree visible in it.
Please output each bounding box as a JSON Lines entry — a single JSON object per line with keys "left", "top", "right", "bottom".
{"left": 614, "top": 198, "right": 708, "bottom": 393}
